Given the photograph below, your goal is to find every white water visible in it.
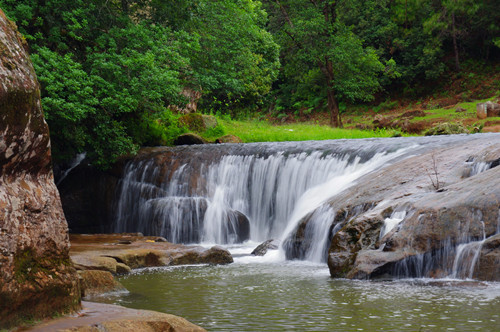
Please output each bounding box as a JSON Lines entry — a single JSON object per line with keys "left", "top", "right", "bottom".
{"left": 56, "top": 152, "right": 86, "bottom": 185}
{"left": 379, "top": 211, "right": 407, "bottom": 239}
{"left": 110, "top": 135, "right": 500, "bottom": 279}
{"left": 113, "top": 143, "right": 415, "bottom": 262}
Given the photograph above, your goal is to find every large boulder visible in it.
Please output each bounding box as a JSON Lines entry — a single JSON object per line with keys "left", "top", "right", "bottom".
{"left": 0, "top": 10, "right": 80, "bottom": 328}
{"left": 322, "top": 138, "right": 500, "bottom": 280}
{"left": 477, "top": 101, "right": 500, "bottom": 119}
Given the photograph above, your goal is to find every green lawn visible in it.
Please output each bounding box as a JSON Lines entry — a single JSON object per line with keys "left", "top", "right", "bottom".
{"left": 210, "top": 119, "right": 401, "bottom": 143}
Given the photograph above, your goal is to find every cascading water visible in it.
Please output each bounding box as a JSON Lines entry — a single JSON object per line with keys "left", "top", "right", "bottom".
{"left": 111, "top": 135, "right": 500, "bottom": 272}
{"left": 112, "top": 140, "right": 416, "bottom": 260}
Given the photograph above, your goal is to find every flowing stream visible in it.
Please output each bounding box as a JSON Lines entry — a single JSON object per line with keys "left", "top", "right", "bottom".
{"left": 102, "top": 136, "right": 500, "bottom": 330}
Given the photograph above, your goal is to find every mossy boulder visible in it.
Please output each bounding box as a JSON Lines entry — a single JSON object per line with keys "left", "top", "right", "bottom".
{"left": 424, "top": 122, "right": 469, "bottom": 136}
{"left": 179, "top": 113, "right": 218, "bottom": 133}
{"left": 78, "top": 270, "right": 126, "bottom": 297}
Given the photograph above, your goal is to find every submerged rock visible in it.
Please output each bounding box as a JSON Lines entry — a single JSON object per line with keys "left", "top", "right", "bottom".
{"left": 0, "top": 9, "right": 80, "bottom": 328}
{"left": 78, "top": 270, "right": 126, "bottom": 298}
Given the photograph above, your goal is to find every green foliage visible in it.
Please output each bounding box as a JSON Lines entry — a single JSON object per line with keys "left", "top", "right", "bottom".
{"left": 1, "top": 0, "right": 498, "bottom": 164}
{"left": 0, "top": 0, "right": 279, "bottom": 168}
{"left": 30, "top": 47, "right": 96, "bottom": 161}
{"left": 424, "top": 122, "right": 470, "bottom": 136}
{"left": 263, "top": 0, "right": 386, "bottom": 126}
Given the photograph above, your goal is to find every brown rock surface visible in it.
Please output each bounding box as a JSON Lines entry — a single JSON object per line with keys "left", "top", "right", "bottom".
{"left": 70, "top": 234, "right": 233, "bottom": 274}
{"left": 0, "top": 9, "right": 80, "bottom": 328}
{"left": 78, "top": 270, "right": 126, "bottom": 298}
{"left": 27, "top": 301, "right": 206, "bottom": 332}
{"left": 316, "top": 135, "right": 500, "bottom": 280}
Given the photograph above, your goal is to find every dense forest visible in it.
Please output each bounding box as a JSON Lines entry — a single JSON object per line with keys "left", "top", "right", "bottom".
{"left": 0, "top": 0, "right": 498, "bottom": 168}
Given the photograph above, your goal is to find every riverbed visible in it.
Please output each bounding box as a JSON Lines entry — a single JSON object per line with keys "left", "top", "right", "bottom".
{"left": 93, "top": 244, "right": 500, "bottom": 331}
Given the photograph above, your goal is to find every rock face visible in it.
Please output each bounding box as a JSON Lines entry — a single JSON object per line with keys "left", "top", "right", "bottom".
{"left": 57, "top": 160, "right": 124, "bottom": 233}
{"left": 316, "top": 137, "right": 500, "bottom": 280}
{"left": 0, "top": 10, "right": 80, "bottom": 328}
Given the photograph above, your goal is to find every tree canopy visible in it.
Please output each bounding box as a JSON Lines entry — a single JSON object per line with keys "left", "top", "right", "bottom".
{"left": 0, "top": 0, "right": 497, "bottom": 167}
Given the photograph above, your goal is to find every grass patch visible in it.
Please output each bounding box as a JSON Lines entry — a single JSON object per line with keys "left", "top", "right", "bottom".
{"left": 219, "top": 119, "right": 401, "bottom": 142}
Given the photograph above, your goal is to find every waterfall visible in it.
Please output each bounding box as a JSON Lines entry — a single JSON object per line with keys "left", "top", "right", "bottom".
{"left": 112, "top": 140, "right": 416, "bottom": 262}
{"left": 56, "top": 152, "right": 86, "bottom": 185}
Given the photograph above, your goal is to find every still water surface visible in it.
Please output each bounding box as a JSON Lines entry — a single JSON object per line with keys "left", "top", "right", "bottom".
{"left": 96, "top": 245, "right": 500, "bottom": 331}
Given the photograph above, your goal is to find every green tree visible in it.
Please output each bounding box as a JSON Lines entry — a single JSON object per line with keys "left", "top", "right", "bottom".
{"left": 0, "top": 0, "right": 280, "bottom": 167}
{"left": 264, "top": 0, "right": 385, "bottom": 127}
{"left": 148, "top": 0, "right": 280, "bottom": 113}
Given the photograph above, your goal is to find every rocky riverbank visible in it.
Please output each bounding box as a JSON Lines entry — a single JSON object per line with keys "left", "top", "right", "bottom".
{"left": 70, "top": 233, "right": 233, "bottom": 298}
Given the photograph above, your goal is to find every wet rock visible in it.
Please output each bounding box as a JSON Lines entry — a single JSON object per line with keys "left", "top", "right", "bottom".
{"left": 171, "top": 246, "right": 233, "bottom": 265}
{"left": 215, "top": 135, "right": 243, "bottom": 144}
{"left": 0, "top": 10, "right": 80, "bottom": 328}
{"left": 31, "top": 301, "right": 206, "bottom": 332}
{"left": 230, "top": 211, "right": 250, "bottom": 243}
{"left": 78, "top": 270, "right": 126, "bottom": 297}
{"left": 323, "top": 138, "right": 500, "bottom": 280}
{"left": 473, "top": 234, "right": 500, "bottom": 281}
{"left": 174, "top": 133, "right": 207, "bottom": 145}
{"left": 70, "top": 234, "right": 233, "bottom": 274}
{"left": 252, "top": 239, "right": 280, "bottom": 256}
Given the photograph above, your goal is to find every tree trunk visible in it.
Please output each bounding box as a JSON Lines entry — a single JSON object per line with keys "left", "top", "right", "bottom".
{"left": 451, "top": 12, "right": 460, "bottom": 71}
{"left": 327, "top": 85, "right": 342, "bottom": 128}
{"left": 321, "top": 59, "right": 342, "bottom": 128}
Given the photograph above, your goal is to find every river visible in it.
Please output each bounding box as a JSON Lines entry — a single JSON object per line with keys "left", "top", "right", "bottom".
{"left": 91, "top": 243, "right": 500, "bottom": 331}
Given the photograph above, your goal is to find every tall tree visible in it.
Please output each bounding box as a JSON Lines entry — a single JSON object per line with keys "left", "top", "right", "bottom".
{"left": 264, "top": 0, "right": 384, "bottom": 127}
